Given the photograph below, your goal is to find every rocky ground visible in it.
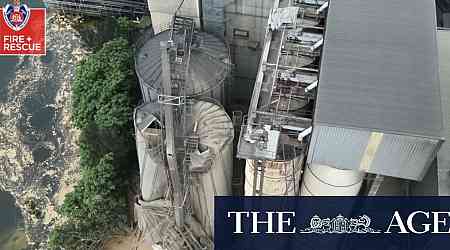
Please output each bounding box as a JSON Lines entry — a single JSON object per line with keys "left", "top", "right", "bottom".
{"left": 0, "top": 14, "right": 89, "bottom": 249}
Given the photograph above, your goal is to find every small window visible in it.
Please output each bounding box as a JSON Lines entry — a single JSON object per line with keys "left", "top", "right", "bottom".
{"left": 233, "top": 28, "right": 250, "bottom": 39}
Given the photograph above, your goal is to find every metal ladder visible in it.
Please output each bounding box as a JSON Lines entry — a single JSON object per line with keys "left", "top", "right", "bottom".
{"left": 183, "top": 136, "right": 199, "bottom": 169}
{"left": 158, "top": 15, "right": 196, "bottom": 228}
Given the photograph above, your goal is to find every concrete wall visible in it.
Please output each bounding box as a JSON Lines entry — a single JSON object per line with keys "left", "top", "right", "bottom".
{"left": 223, "top": 0, "right": 274, "bottom": 106}
{"left": 224, "top": 0, "right": 273, "bottom": 48}
{"left": 202, "top": 0, "right": 226, "bottom": 37}
{"left": 148, "top": 0, "right": 201, "bottom": 33}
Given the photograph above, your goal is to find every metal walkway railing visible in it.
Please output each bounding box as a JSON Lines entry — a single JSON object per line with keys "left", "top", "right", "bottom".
{"left": 44, "top": 0, "right": 149, "bottom": 17}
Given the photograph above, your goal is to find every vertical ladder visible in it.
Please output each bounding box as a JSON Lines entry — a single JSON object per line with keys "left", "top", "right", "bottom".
{"left": 159, "top": 15, "right": 197, "bottom": 229}
{"left": 160, "top": 41, "right": 184, "bottom": 228}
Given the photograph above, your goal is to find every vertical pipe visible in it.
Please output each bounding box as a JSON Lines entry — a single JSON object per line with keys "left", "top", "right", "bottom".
{"left": 198, "top": 0, "right": 204, "bottom": 30}
{"left": 257, "top": 161, "right": 266, "bottom": 196}
{"left": 252, "top": 160, "right": 259, "bottom": 195}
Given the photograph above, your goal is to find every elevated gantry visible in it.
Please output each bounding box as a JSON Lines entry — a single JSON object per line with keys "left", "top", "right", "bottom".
{"left": 237, "top": 0, "right": 328, "bottom": 195}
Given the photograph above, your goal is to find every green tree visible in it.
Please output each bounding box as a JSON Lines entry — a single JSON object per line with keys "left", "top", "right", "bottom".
{"left": 71, "top": 38, "right": 137, "bottom": 130}
{"left": 49, "top": 17, "right": 140, "bottom": 249}
{"left": 60, "top": 153, "right": 126, "bottom": 226}
{"left": 48, "top": 153, "right": 128, "bottom": 250}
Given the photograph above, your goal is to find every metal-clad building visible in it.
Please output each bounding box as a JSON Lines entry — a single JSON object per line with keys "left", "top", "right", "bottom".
{"left": 307, "top": 0, "right": 444, "bottom": 181}
{"left": 437, "top": 29, "right": 450, "bottom": 194}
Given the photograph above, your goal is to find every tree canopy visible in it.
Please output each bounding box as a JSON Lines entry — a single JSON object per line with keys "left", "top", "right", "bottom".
{"left": 48, "top": 17, "right": 140, "bottom": 250}
{"left": 49, "top": 153, "right": 127, "bottom": 250}
{"left": 71, "top": 38, "right": 136, "bottom": 130}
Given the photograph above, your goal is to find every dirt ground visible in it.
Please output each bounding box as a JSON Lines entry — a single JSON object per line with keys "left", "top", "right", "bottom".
{"left": 103, "top": 232, "right": 154, "bottom": 250}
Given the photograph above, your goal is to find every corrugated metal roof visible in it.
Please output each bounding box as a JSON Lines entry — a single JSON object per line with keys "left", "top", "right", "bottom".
{"left": 437, "top": 29, "right": 450, "bottom": 194}
{"left": 315, "top": 0, "right": 443, "bottom": 138}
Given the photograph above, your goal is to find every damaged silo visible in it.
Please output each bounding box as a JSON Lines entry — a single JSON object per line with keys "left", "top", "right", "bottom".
{"left": 134, "top": 102, "right": 167, "bottom": 202}
{"left": 133, "top": 14, "right": 234, "bottom": 248}
{"left": 187, "top": 100, "right": 234, "bottom": 237}
{"left": 134, "top": 99, "right": 234, "bottom": 239}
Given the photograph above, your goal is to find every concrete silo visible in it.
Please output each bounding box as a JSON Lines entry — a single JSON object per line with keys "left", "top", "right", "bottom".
{"left": 244, "top": 157, "right": 304, "bottom": 196}
{"left": 134, "top": 100, "right": 234, "bottom": 238}
{"left": 135, "top": 29, "right": 231, "bottom": 104}
{"left": 300, "top": 164, "right": 364, "bottom": 196}
{"left": 134, "top": 16, "right": 234, "bottom": 246}
{"left": 187, "top": 100, "right": 234, "bottom": 237}
{"left": 134, "top": 102, "right": 167, "bottom": 202}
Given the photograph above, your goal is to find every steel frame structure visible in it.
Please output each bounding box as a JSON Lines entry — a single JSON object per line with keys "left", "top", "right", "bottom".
{"left": 237, "top": 0, "right": 327, "bottom": 162}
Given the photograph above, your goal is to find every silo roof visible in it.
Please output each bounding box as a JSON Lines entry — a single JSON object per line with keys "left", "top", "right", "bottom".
{"left": 315, "top": 0, "right": 443, "bottom": 138}
{"left": 135, "top": 30, "right": 231, "bottom": 97}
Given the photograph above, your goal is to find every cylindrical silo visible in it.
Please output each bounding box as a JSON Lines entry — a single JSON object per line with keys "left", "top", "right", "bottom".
{"left": 135, "top": 29, "right": 231, "bottom": 104}
{"left": 244, "top": 154, "right": 304, "bottom": 196}
{"left": 300, "top": 164, "right": 364, "bottom": 196}
{"left": 134, "top": 100, "right": 234, "bottom": 238}
{"left": 188, "top": 100, "right": 234, "bottom": 237}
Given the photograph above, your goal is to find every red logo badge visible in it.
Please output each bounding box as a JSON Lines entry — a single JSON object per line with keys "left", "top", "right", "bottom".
{"left": 0, "top": 0, "right": 46, "bottom": 55}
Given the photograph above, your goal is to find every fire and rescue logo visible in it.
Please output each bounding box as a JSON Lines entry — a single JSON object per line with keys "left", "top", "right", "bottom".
{"left": 2, "top": 0, "right": 30, "bottom": 31}
{"left": 0, "top": 0, "right": 46, "bottom": 55}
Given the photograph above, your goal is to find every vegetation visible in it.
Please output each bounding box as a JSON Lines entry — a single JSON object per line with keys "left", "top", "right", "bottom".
{"left": 48, "top": 17, "right": 140, "bottom": 250}
{"left": 71, "top": 16, "right": 145, "bottom": 50}
{"left": 48, "top": 152, "right": 128, "bottom": 249}
{"left": 71, "top": 38, "right": 136, "bottom": 130}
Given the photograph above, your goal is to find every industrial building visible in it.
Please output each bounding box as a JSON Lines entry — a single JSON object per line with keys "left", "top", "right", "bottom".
{"left": 132, "top": 0, "right": 447, "bottom": 248}
{"left": 437, "top": 28, "right": 450, "bottom": 195}
{"left": 236, "top": 0, "right": 444, "bottom": 197}
{"left": 305, "top": 0, "right": 443, "bottom": 194}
